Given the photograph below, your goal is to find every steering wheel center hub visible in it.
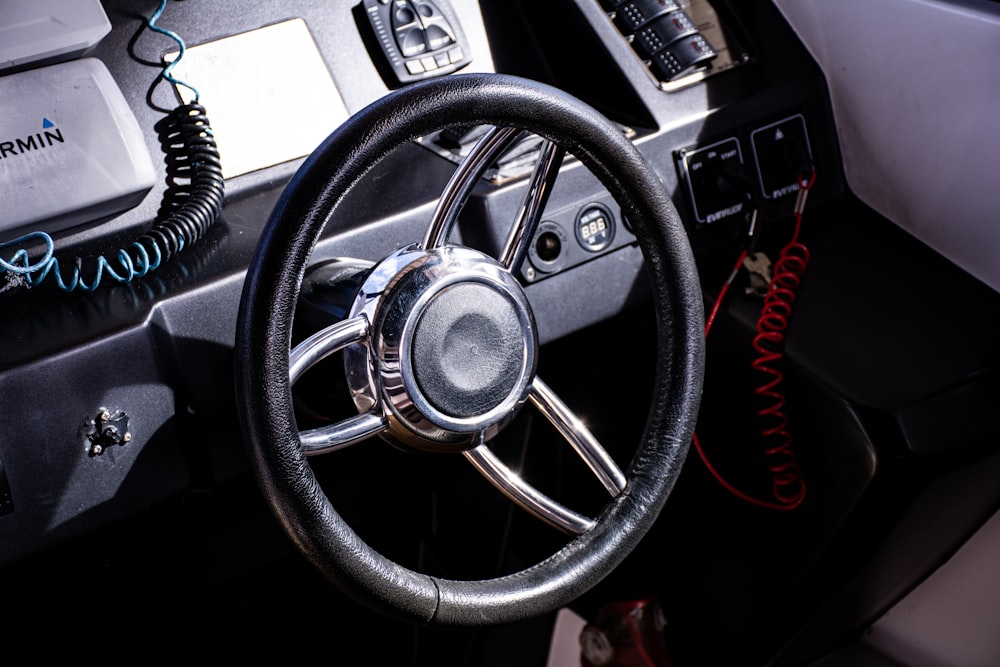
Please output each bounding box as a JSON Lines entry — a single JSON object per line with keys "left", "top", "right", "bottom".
{"left": 344, "top": 244, "right": 538, "bottom": 451}
{"left": 412, "top": 282, "right": 526, "bottom": 419}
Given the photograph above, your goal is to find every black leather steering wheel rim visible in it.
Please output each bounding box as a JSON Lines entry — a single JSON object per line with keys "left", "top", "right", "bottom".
{"left": 235, "top": 73, "right": 704, "bottom": 626}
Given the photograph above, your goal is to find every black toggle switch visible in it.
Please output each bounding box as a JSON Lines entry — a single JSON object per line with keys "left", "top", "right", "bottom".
{"left": 613, "top": 0, "right": 682, "bottom": 35}
{"left": 632, "top": 11, "right": 699, "bottom": 59}
{"left": 650, "top": 33, "right": 717, "bottom": 81}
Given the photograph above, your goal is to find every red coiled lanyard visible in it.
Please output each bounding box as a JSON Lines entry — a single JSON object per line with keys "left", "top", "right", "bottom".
{"left": 694, "top": 168, "right": 816, "bottom": 511}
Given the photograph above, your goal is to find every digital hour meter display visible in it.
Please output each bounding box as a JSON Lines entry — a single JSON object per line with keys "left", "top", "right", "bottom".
{"left": 575, "top": 204, "right": 615, "bottom": 252}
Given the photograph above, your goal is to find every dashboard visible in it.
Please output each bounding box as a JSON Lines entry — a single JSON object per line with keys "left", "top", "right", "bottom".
{"left": 1, "top": 1, "right": 1000, "bottom": 665}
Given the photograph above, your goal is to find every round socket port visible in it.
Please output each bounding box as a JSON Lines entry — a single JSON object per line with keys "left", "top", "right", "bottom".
{"left": 527, "top": 221, "right": 568, "bottom": 276}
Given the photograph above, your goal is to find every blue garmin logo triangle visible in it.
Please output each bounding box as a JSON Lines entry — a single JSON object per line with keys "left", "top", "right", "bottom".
{"left": 42, "top": 118, "right": 55, "bottom": 129}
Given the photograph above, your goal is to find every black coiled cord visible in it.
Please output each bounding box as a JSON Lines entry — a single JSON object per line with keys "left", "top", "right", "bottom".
{"left": 142, "top": 102, "right": 224, "bottom": 265}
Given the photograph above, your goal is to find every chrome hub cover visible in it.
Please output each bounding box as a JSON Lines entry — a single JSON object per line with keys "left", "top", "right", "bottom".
{"left": 344, "top": 244, "right": 538, "bottom": 451}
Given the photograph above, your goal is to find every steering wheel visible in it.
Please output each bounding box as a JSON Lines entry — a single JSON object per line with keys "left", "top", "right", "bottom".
{"left": 235, "top": 73, "right": 704, "bottom": 626}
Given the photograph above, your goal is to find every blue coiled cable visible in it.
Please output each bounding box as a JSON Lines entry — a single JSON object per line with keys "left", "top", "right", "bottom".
{"left": 0, "top": 0, "right": 223, "bottom": 293}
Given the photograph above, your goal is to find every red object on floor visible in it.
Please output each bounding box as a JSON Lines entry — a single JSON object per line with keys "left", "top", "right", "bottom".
{"left": 579, "top": 597, "right": 676, "bottom": 667}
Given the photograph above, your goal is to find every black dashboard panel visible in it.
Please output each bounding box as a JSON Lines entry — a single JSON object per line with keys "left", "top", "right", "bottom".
{"left": 3, "top": 1, "right": 1000, "bottom": 665}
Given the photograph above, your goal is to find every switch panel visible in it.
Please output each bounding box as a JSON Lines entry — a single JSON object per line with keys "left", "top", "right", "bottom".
{"left": 750, "top": 114, "right": 813, "bottom": 199}
{"left": 363, "top": 0, "right": 472, "bottom": 86}
{"left": 601, "top": 0, "right": 750, "bottom": 90}
{"left": 602, "top": 0, "right": 717, "bottom": 84}
{"left": 677, "top": 137, "right": 747, "bottom": 225}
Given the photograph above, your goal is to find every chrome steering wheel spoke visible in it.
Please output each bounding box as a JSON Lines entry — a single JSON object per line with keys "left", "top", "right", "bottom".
{"left": 463, "top": 376, "right": 627, "bottom": 535}
{"left": 529, "top": 376, "right": 627, "bottom": 495}
{"left": 424, "top": 126, "right": 525, "bottom": 249}
{"left": 300, "top": 412, "right": 388, "bottom": 456}
{"left": 289, "top": 315, "right": 370, "bottom": 384}
{"left": 289, "top": 315, "right": 385, "bottom": 454}
{"left": 499, "top": 139, "right": 565, "bottom": 272}
{"left": 464, "top": 437, "right": 595, "bottom": 535}
{"left": 423, "top": 124, "right": 565, "bottom": 275}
